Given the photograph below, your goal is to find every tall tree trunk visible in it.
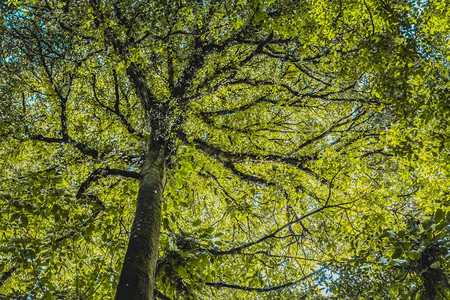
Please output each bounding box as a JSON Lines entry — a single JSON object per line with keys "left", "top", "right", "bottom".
{"left": 115, "top": 141, "right": 166, "bottom": 300}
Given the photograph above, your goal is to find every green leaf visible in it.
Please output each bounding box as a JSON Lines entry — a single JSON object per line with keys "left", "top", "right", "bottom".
{"left": 176, "top": 266, "right": 189, "bottom": 278}
{"left": 435, "top": 208, "right": 444, "bottom": 223}
{"left": 391, "top": 248, "right": 403, "bottom": 259}
{"left": 406, "top": 251, "right": 422, "bottom": 260}
{"left": 430, "top": 261, "right": 440, "bottom": 269}
{"left": 20, "top": 215, "right": 28, "bottom": 227}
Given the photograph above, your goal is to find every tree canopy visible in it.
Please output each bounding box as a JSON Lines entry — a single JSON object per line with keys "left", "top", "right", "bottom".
{"left": 0, "top": 0, "right": 449, "bottom": 299}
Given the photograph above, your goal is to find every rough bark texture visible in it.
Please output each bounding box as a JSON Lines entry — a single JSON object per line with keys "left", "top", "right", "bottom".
{"left": 115, "top": 142, "right": 166, "bottom": 300}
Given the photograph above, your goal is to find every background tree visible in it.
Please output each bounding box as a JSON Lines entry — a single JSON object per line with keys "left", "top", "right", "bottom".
{"left": 0, "top": 0, "right": 448, "bottom": 299}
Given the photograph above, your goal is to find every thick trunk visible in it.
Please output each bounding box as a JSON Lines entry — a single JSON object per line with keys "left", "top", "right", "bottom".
{"left": 115, "top": 142, "right": 166, "bottom": 300}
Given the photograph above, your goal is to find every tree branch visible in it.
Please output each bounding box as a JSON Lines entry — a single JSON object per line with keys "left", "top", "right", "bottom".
{"left": 31, "top": 134, "right": 100, "bottom": 159}
{"left": 91, "top": 73, "right": 143, "bottom": 138}
{"left": 0, "top": 167, "right": 136, "bottom": 288}
{"left": 76, "top": 167, "right": 141, "bottom": 199}
{"left": 179, "top": 133, "right": 326, "bottom": 185}
{"left": 199, "top": 96, "right": 276, "bottom": 117}
{"left": 209, "top": 204, "right": 336, "bottom": 255}
{"left": 0, "top": 265, "right": 18, "bottom": 288}
{"left": 290, "top": 106, "right": 366, "bottom": 154}
{"left": 154, "top": 289, "right": 171, "bottom": 300}
{"left": 206, "top": 269, "right": 322, "bottom": 292}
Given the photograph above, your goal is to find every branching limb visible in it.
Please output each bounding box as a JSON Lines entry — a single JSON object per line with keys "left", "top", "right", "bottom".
{"left": 290, "top": 106, "right": 366, "bottom": 154}
{"left": 0, "top": 167, "right": 137, "bottom": 288}
{"left": 223, "top": 162, "right": 275, "bottom": 186}
{"left": 206, "top": 269, "right": 323, "bottom": 292}
{"left": 0, "top": 265, "right": 18, "bottom": 288}
{"left": 180, "top": 132, "right": 316, "bottom": 167}
{"left": 209, "top": 204, "right": 340, "bottom": 255}
{"left": 178, "top": 132, "right": 329, "bottom": 185}
{"left": 91, "top": 73, "right": 143, "bottom": 138}
{"left": 199, "top": 96, "right": 276, "bottom": 117}
{"left": 76, "top": 167, "right": 140, "bottom": 199}
{"left": 154, "top": 290, "right": 171, "bottom": 300}
{"left": 52, "top": 168, "right": 140, "bottom": 244}
{"left": 31, "top": 134, "right": 100, "bottom": 158}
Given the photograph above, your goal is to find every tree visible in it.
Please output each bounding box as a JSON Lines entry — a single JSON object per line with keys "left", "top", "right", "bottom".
{"left": 0, "top": 0, "right": 448, "bottom": 299}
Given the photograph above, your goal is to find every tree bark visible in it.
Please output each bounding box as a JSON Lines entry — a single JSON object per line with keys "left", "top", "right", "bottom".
{"left": 115, "top": 141, "right": 166, "bottom": 300}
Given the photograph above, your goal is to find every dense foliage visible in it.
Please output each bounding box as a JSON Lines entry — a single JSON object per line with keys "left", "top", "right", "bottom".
{"left": 0, "top": 0, "right": 448, "bottom": 299}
